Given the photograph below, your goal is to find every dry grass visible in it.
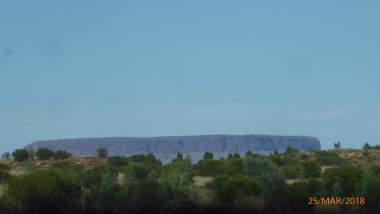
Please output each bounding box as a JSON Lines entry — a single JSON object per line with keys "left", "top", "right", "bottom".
{"left": 190, "top": 176, "right": 215, "bottom": 205}
{"left": 116, "top": 172, "right": 125, "bottom": 185}
{"left": 286, "top": 179, "right": 301, "bottom": 185}
{"left": 193, "top": 176, "right": 213, "bottom": 187}
{"left": 9, "top": 168, "right": 28, "bottom": 176}
{"left": 321, "top": 165, "right": 335, "bottom": 173}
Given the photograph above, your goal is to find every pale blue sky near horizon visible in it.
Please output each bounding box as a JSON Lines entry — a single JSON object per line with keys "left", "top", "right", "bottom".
{"left": 1, "top": 0, "right": 380, "bottom": 153}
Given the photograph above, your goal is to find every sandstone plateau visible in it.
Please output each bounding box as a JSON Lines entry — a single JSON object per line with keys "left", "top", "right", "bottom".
{"left": 24, "top": 135, "right": 321, "bottom": 163}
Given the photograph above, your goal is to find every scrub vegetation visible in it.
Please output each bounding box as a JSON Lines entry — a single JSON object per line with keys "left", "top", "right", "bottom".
{"left": 0, "top": 145, "right": 380, "bottom": 214}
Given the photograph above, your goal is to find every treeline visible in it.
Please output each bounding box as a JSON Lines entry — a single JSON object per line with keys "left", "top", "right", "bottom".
{"left": 0, "top": 147, "right": 380, "bottom": 214}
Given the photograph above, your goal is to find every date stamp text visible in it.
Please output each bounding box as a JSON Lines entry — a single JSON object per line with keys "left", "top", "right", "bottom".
{"left": 308, "top": 197, "right": 365, "bottom": 205}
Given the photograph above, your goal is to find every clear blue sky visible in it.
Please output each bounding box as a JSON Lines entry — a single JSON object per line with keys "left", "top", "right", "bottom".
{"left": 1, "top": 1, "right": 380, "bottom": 153}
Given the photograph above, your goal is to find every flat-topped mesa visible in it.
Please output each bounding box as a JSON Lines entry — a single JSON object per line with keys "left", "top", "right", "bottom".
{"left": 24, "top": 135, "right": 321, "bottom": 163}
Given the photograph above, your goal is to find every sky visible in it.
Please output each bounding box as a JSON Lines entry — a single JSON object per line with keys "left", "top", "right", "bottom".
{"left": 1, "top": 0, "right": 380, "bottom": 153}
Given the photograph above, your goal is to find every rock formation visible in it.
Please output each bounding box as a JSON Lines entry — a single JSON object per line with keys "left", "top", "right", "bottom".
{"left": 24, "top": 135, "right": 321, "bottom": 163}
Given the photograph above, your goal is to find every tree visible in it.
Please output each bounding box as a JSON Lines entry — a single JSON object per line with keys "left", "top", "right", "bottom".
{"left": 1, "top": 152, "right": 10, "bottom": 160}
{"left": 159, "top": 159, "right": 193, "bottom": 199}
{"left": 334, "top": 142, "right": 341, "bottom": 150}
{"left": 54, "top": 150, "right": 72, "bottom": 160}
{"left": 284, "top": 146, "right": 299, "bottom": 157}
{"left": 185, "top": 154, "right": 192, "bottom": 162}
{"left": 274, "top": 148, "right": 279, "bottom": 156}
{"left": 233, "top": 153, "right": 241, "bottom": 159}
{"left": 97, "top": 148, "right": 108, "bottom": 159}
{"left": 28, "top": 150, "right": 35, "bottom": 161}
{"left": 245, "top": 150, "right": 254, "bottom": 157}
{"left": 12, "top": 149, "right": 29, "bottom": 162}
{"left": 203, "top": 152, "right": 213, "bottom": 161}
{"left": 36, "top": 148, "right": 54, "bottom": 160}
{"left": 176, "top": 152, "right": 183, "bottom": 161}
{"left": 244, "top": 156, "right": 285, "bottom": 188}
{"left": 363, "top": 142, "right": 373, "bottom": 150}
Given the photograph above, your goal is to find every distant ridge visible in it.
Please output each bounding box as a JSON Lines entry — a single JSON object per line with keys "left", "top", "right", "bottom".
{"left": 24, "top": 135, "right": 321, "bottom": 163}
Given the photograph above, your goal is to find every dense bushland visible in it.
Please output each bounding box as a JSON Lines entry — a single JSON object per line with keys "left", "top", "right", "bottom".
{"left": 0, "top": 149, "right": 379, "bottom": 214}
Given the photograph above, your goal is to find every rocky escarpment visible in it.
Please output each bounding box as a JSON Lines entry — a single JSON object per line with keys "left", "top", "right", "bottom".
{"left": 24, "top": 135, "right": 321, "bottom": 163}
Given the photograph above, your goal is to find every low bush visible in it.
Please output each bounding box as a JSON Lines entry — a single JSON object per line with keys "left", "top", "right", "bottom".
{"left": 211, "top": 175, "right": 262, "bottom": 203}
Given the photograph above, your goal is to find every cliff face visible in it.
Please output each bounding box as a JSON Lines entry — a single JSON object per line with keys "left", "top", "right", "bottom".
{"left": 24, "top": 135, "right": 320, "bottom": 163}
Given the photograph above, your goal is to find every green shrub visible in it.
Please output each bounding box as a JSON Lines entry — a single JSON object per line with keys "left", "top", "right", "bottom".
{"left": 96, "top": 148, "right": 108, "bottom": 159}
{"left": 213, "top": 175, "right": 262, "bottom": 202}
{"left": 244, "top": 156, "right": 278, "bottom": 177}
{"left": 98, "top": 173, "right": 121, "bottom": 209}
{"left": 159, "top": 159, "right": 193, "bottom": 200}
{"left": 127, "top": 154, "right": 146, "bottom": 163}
{"left": 0, "top": 163, "right": 11, "bottom": 184}
{"left": 107, "top": 156, "right": 129, "bottom": 167}
{"left": 203, "top": 152, "right": 214, "bottom": 161}
{"left": 280, "top": 164, "right": 301, "bottom": 179}
{"left": 244, "top": 156, "right": 285, "bottom": 188}
{"left": 270, "top": 155, "right": 286, "bottom": 167}
{"left": 284, "top": 146, "right": 299, "bottom": 157}
{"left": 82, "top": 164, "right": 117, "bottom": 188}
{"left": 53, "top": 150, "right": 72, "bottom": 160}
{"left": 1, "top": 152, "right": 10, "bottom": 160}
{"left": 124, "top": 162, "right": 153, "bottom": 180}
{"left": 314, "top": 150, "right": 345, "bottom": 166}
{"left": 125, "top": 153, "right": 162, "bottom": 171}
{"left": 12, "top": 149, "right": 29, "bottom": 162}
{"left": 300, "top": 160, "right": 321, "bottom": 179}
{"left": 323, "top": 165, "right": 363, "bottom": 196}
{"left": 266, "top": 179, "right": 325, "bottom": 212}
{"left": 0, "top": 196, "right": 8, "bottom": 213}
{"left": 363, "top": 178, "right": 380, "bottom": 211}
{"left": 196, "top": 159, "right": 226, "bottom": 176}
{"left": 266, "top": 184, "right": 313, "bottom": 213}
{"left": 224, "top": 156, "right": 244, "bottom": 175}
{"left": 126, "top": 179, "right": 161, "bottom": 212}
{"left": 36, "top": 148, "right": 54, "bottom": 160}
{"left": 82, "top": 170, "right": 102, "bottom": 189}
{"left": 5, "top": 168, "right": 81, "bottom": 213}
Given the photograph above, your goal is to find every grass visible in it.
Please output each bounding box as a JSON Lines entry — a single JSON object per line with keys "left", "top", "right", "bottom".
{"left": 286, "top": 179, "right": 301, "bottom": 185}
{"left": 116, "top": 172, "right": 125, "bottom": 185}
{"left": 193, "top": 176, "right": 213, "bottom": 187}
{"left": 321, "top": 165, "right": 335, "bottom": 173}
{"left": 190, "top": 176, "right": 215, "bottom": 205}
{"left": 9, "top": 168, "right": 28, "bottom": 176}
